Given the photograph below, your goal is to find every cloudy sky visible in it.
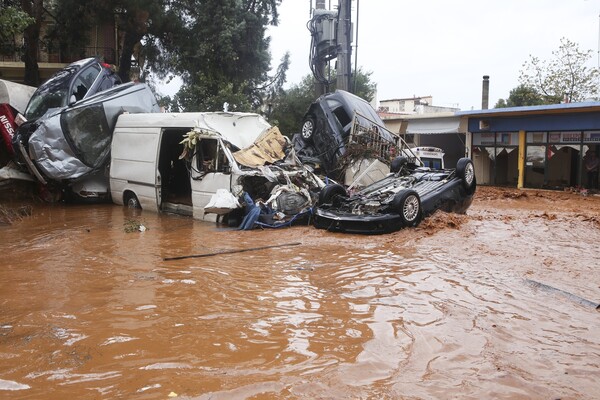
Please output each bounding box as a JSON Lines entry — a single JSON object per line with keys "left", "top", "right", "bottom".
{"left": 267, "top": 0, "right": 600, "bottom": 110}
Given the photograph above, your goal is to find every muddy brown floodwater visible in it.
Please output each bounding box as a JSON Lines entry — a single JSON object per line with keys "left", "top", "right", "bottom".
{"left": 1, "top": 186, "right": 599, "bottom": 399}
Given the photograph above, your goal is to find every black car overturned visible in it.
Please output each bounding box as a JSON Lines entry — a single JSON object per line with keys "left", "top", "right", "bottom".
{"left": 313, "top": 157, "right": 476, "bottom": 234}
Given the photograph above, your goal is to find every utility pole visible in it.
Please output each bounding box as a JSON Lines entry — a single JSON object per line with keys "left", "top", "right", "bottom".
{"left": 336, "top": 0, "right": 352, "bottom": 92}
{"left": 314, "top": 0, "right": 327, "bottom": 97}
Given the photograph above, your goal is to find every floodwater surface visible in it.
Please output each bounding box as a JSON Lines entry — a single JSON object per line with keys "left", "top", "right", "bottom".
{"left": 1, "top": 188, "right": 599, "bottom": 399}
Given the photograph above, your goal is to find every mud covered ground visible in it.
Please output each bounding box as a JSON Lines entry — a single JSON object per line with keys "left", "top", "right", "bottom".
{"left": 1, "top": 186, "right": 599, "bottom": 399}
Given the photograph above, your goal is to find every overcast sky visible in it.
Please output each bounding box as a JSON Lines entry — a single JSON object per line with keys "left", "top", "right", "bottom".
{"left": 267, "top": 0, "right": 600, "bottom": 110}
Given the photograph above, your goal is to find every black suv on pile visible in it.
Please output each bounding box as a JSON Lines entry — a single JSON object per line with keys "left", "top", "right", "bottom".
{"left": 299, "top": 90, "right": 395, "bottom": 176}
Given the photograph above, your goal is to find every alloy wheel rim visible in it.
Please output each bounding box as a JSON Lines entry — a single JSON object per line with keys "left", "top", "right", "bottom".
{"left": 403, "top": 195, "right": 419, "bottom": 221}
{"left": 302, "top": 121, "right": 313, "bottom": 139}
{"left": 465, "top": 163, "right": 474, "bottom": 186}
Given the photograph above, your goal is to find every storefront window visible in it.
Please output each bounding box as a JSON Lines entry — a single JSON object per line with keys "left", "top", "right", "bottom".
{"left": 548, "top": 131, "right": 582, "bottom": 144}
{"left": 527, "top": 132, "right": 546, "bottom": 143}
{"left": 472, "top": 146, "right": 494, "bottom": 184}
{"left": 546, "top": 145, "right": 580, "bottom": 188}
{"left": 473, "top": 127, "right": 600, "bottom": 190}
{"left": 583, "top": 143, "right": 600, "bottom": 189}
{"left": 525, "top": 145, "right": 546, "bottom": 188}
{"left": 583, "top": 131, "right": 600, "bottom": 144}
{"left": 495, "top": 147, "right": 518, "bottom": 185}
{"left": 472, "top": 144, "right": 518, "bottom": 185}
{"left": 497, "top": 132, "right": 519, "bottom": 146}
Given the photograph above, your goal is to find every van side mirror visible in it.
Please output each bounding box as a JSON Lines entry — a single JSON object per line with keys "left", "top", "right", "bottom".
{"left": 69, "top": 95, "right": 77, "bottom": 106}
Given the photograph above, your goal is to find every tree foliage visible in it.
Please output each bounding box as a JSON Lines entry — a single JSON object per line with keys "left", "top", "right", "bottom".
{"left": 46, "top": 0, "right": 179, "bottom": 82}
{"left": 0, "top": 2, "right": 34, "bottom": 45}
{"left": 519, "top": 37, "right": 599, "bottom": 103}
{"left": 494, "top": 84, "right": 549, "bottom": 108}
{"left": 6, "top": 0, "right": 286, "bottom": 113}
{"left": 160, "top": 0, "right": 283, "bottom": 112}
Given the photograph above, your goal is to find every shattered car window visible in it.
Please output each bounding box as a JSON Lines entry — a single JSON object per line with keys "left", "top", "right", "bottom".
{"left": 329, "top": 102, "right": 352, "bottom": 131}
{"left": 72, "top": 64, "right": 102, "bottom": 102}
{"left": 196, "top": 139, "right": 221, "bottom": 172}
{"left": 61, "top": 104, "right": 111, "bottom": 167}
{"left": 24, "top": 69, "right": 76, "bottom": 120}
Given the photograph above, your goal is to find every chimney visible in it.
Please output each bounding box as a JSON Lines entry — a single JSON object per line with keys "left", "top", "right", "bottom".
{"left": 482, "top": 75, "right": 490, "bottom": 109}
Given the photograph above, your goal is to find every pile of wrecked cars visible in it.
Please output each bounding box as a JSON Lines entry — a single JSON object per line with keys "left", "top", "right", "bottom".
{"left": 10, "top": 58, "right": 159, "bottom": 201}
{"left": 1, "top": 58, "right": 476, "bottom": 234}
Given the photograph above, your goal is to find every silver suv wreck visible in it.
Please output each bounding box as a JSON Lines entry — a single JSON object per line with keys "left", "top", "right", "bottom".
{"left": 13, "top": 82, "right": 160, "bottom": 201}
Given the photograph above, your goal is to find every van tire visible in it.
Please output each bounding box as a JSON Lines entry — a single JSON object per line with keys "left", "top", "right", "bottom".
{"left": 125, "top": 193, "right": 141, "bottom": 209}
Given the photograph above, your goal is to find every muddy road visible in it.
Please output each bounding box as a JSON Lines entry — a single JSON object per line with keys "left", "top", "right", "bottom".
{"left": 1, "top": 186, "right": 599, "bottom": 399}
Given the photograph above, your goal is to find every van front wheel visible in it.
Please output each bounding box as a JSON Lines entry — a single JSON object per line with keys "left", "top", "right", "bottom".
{"left": 125, "top": 194, "right": 141, "bottom": 209}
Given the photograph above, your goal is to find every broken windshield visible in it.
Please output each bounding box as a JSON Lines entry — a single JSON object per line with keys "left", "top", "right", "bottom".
{"left": 24, "top": 69, "right": 77, "bottom": 121}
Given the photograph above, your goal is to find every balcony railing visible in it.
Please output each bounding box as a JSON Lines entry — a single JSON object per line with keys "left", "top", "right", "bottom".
{"left": 0, "top": 42, "right": 117, "bottom": 64}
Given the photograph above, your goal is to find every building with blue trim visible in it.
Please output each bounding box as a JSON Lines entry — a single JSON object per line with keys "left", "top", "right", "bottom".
{"left": 457, "top": 102, "right": 600, "bottom": 189}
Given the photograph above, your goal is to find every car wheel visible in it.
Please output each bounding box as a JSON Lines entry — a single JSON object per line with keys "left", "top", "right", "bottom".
{"left": 301, "top": 116, "right": 316, "bottom": 143}
{"left": 318, "top": 184, "right": 347, "bottom": 206}
{"left": 456, "top": 158, "right": 476, "bottom": 190}
{"left": 393, "top": 190, "right": 421, "bottom": 227}
{"left": 126, "top": 193, "right": 141, "bottom": 209}
{"left": 390, "top": 156, "right": 408, "bottom": 173}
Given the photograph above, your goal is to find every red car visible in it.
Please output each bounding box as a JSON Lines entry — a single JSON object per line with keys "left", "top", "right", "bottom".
{"left": 0, "top": 80, "right": 35, "bottom": 158}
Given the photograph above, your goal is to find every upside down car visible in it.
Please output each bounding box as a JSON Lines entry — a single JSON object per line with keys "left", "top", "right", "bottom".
{"left": 312, "top": 156, "right": 476, "bottom": 234}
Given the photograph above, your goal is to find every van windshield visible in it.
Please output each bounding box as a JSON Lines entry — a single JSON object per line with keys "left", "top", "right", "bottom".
{"left": 421, "top": 157, "right": 443, "bottom": 169}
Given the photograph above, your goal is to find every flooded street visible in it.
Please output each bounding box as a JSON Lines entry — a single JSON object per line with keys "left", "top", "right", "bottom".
{"left": 1, "top": 187, "right": 599, "bottom": 399}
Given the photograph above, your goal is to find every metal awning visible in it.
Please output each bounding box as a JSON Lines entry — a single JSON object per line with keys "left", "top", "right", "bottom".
{"left": 406, "top": 116, "right": 461, "bottom": 134}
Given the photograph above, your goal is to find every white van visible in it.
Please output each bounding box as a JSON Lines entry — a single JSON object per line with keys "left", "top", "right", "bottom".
{"left": 411, "top": 146, "right": 445, "bottom": 169}
{"left": 110, "top": 112, "right": 323, "bottom": 222}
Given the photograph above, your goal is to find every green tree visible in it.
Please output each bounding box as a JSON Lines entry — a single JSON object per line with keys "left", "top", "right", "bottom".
{"left": 45, "top": 0, "right": 94, "bottom": 62}
{"left": 161, "top": 0, "right": 283, "bottom": 112}
{"left": 48, "top": 0, "right": 179, "bottom": 82}
{"left": 519, "top": 37, "right": 599, "bottom": 103}
{"left": 0, "top": 2, "right": 34, "bottom": 46}
{"left": 268, "top": 74, "right": 314, "bottom": 137}
{"left": 495, "top": 84, "right": 548, "bottom": 108}
{"left": 351, "top": 67, "right": 377, "bottom": 102}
